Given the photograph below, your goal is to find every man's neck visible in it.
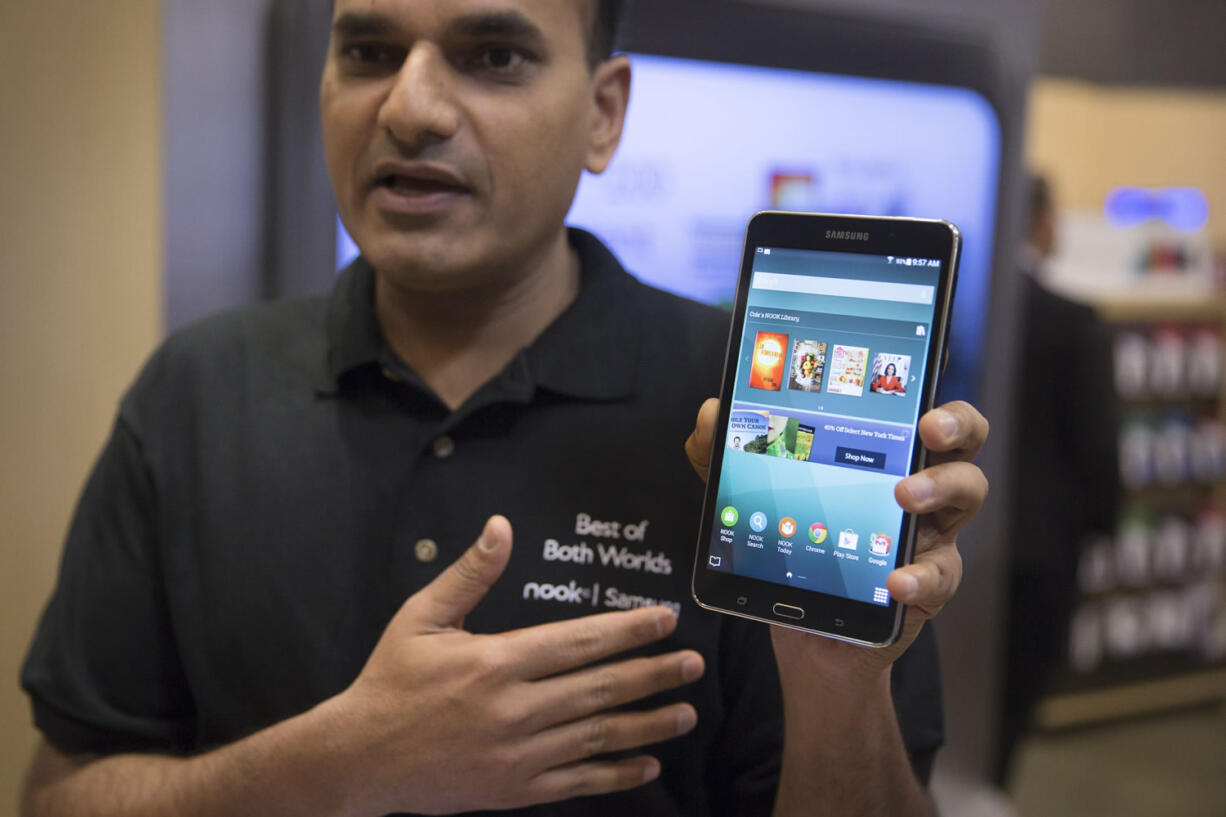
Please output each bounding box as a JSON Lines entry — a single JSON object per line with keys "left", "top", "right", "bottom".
{"left": 374, "top": 232, "right": 581, "bottom": 411}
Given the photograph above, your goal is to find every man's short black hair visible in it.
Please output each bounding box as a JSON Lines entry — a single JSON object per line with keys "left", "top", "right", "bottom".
{"left": 328, "top": 1, "right": 623, "bottom": 70}
{"left": 588, "top": 0, "right": 625, "bottom": 67}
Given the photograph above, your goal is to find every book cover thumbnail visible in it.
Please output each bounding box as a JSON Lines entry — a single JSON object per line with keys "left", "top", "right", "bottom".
{"left": 794, "top": 423, "right": 816, "bottom": 462}
{"left": 727, "top": 409, "right": 769, "bottom": 451}
{"left": 826, "top": 344, "right": 870, "bottom": 397}
{"left": 870, "top": 352, "right": 912, "bottom": 396}
{"left": 745, "top": 413, "right": 800, "bottom": 459}
{"left": 788, "top": 339, "right": 827, "bottom": 393}
{"left": 748, "top": 331, "right": 789, "bottom": 392}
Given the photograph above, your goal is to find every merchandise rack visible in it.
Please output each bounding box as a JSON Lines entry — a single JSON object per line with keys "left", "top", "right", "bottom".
{"left": 1037, "top": 294, "right": 1226, "bottom": 729}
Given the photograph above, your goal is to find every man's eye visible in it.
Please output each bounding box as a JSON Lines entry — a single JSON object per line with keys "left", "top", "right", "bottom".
{"left": 340, "top": 43, "right": 405, "bottom": 72}
{"left": 473, "top": 46, "right": 529, "bottom": 75}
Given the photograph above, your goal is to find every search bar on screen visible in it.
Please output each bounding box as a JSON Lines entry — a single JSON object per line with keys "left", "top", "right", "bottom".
{"left": 752, "top": 271, "right": 934, "bottom": 305}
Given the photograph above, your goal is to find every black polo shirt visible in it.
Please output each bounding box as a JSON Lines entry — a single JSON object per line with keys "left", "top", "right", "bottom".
{"left": 23, "top": 229, "right": 943, "bottom": 815}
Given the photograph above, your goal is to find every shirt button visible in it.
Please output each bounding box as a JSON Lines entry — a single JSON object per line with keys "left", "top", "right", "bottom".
{"left": 432, "top": 435, "right": 456, "bottom": 459}
{"left": 414, "top": 539, "right": 439, "bottom": 563}
{"left": 380, "top": 365, "right": 401, "bottom": 383}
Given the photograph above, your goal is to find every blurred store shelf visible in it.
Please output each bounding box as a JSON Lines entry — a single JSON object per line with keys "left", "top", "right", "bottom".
{"left": 1036, "top": 295, "right": 1226, "bottom": 728}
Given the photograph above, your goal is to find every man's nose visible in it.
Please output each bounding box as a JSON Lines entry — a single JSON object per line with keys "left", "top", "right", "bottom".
{"left": 377, "top": 44, "right": 461, "bottom": 148}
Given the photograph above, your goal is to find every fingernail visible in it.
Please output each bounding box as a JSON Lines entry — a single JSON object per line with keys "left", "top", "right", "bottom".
{"left": 656, "top": 609, "right": 677, "bottom": 637}
{"left": 676, "top": 706, "right": 697, "bottom": 734}
{"left": 906, "top": 475, "right": 936, "bottom": 504}
{"left": 643, "top": 758, "right": 661, "bottom": 783}
{"left": 898, "top": 573, "right": 920, "bottom": 602}
{"left": 935, "top": 409, "right": 959, "bottom": 438}
{"left": 681, "top": 655, "right": 703, "bottom": 682}
{"left": 478, "top": 520, "right": 500, "bottom": 553}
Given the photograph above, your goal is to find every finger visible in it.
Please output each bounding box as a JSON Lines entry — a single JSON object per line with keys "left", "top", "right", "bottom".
{"left": 498, "top": 606, "right": 679, "bottom": 681}
{"left": 520, "top": 651, "right": 704, "bottom": 730}
{"left": 404, "top": 515, "right": 512, "bottom": 630}
{"left": 529, "top": 703, "right": 697, "bottom": 770}
{"left": 684, "top": 398, "right": 720, "bottom": 480}
{"left": 887, "top": 540, "right": 963, "bottom": 613}
{"left": 526, "top": 755, "right": 661, "bottom": 805}
{"left": 916, "top": 400, "right": 989, "bottom": 463}
{"left": 894, "top": 460, "right": 989, "bottom": 536}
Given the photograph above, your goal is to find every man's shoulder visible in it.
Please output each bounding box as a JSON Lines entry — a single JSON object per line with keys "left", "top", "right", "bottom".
{"left": 616, "top": 277, "right": 732, "bottom": 393}
{"left": 622, "top": 276, "right": 731, "bottom": 342}
{"left": 569, "top": 229, "right": 732, "bottom": 394}
{"left": 572, "top": 228, "right": 730, "bottom": 349}
{"left": 122, "top": 294, "right": 330, "bottom": 423}
{"left": 1024, "top": 275, "right": 1097, "bottom": 324}
{"left": 167, "top": 293, "right": 328, "bottom": 357}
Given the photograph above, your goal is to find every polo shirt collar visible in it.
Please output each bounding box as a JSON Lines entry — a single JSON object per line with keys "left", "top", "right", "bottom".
{"left": 524, "top": 229, "right": 641, "bottom": 401}
{"left": 320, "top": 228, "right": 643, "bottom": 402}
{"left": 322, "top": 256, "right": 382, "bottom": 391}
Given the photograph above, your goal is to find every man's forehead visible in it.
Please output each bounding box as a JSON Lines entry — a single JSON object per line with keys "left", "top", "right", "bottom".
{"left": 329, "top": 0, "right": 592, "bottom": 30}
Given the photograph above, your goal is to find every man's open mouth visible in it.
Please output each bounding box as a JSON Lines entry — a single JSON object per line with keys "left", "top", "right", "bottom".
{"left": 377, "top": 174, "right": 467, "bottom": 196}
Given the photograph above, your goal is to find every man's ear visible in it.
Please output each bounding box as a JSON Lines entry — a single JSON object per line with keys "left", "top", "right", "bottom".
{"left": 585, "top": 54, "right": 632, "bottom": 175}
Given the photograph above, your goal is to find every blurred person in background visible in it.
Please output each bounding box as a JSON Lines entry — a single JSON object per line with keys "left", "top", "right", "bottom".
{"left": 996, "top": 173, "right": 1119, "bottom": 784}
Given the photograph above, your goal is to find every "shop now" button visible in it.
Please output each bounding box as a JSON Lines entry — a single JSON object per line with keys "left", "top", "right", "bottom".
{"left": 835, "top": 446, "right": 887, "bottom": 470}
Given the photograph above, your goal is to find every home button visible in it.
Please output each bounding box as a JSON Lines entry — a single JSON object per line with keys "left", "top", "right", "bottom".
{"left": 772, "top": 603, "right": 805, "bottom": 620}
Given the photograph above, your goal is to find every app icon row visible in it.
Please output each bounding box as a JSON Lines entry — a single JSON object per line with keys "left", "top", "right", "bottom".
{"left": 719, "top": 506, "right": 892, "bottom": 555}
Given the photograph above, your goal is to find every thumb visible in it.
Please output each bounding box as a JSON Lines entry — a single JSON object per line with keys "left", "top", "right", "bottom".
{"left": 685, "top": 398, "right": 720, "bottom": 481}
{"left": 407, "top": 515, "right": 513, "bottom": 631}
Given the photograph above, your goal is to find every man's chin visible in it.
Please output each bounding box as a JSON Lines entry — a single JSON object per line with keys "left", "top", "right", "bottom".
{"left": 362, "top": 236, "right": 495, "bottom": 296}
{"left": 353, "top": 216, "right": 569, "bottom": 297}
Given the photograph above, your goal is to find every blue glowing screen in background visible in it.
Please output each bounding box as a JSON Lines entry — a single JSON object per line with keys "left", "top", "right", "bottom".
{"left": 337, "top": 216, "right": 360, "bottom": 270}
{"left": 568, "top": 55, "right": 1000, "bottom": 402}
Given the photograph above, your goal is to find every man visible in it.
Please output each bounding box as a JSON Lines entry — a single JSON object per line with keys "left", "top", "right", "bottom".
{"left": 21, "top": 2, "right": 988, "bottom": 814}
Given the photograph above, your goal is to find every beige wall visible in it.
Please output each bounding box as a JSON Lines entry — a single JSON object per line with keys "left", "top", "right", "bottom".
{"left": 1027, "top": 78, "right": 1226, "bottom": 248}
{"left": 0, "top": 2, "right": 163, "bottom": 811}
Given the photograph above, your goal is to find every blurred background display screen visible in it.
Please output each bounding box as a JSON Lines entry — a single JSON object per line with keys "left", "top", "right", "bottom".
{"left": 341, "top": 53, "right": 1002, "bottom": 400}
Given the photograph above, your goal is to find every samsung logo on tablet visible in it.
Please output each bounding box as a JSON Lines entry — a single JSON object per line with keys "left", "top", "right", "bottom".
{"left": 826, "top": 230, "right": 870, "bottom": 241}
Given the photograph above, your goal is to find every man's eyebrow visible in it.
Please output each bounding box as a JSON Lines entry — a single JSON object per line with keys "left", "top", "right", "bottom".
{"left": 332, "top": 11, "right": 399, "bottom": 39}
{"left": 448, "top": 10, "right": 548, "bottom": 45}
{"left": 331, "top": 9, "right": 550, "bottom": 50}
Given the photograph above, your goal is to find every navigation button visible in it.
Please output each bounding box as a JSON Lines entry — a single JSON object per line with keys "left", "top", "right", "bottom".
{"left": 772, "top": 602, "right": 805, "bottom": 620}
{"left": 835, "top": 446, "right": 887, "bottom": 470}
